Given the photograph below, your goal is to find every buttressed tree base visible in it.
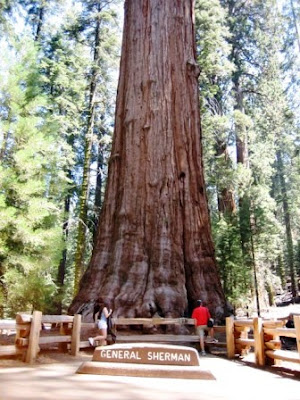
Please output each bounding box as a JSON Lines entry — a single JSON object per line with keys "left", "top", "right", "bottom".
{"left": 69, "top": 0, "right": 227, "bottom": 321}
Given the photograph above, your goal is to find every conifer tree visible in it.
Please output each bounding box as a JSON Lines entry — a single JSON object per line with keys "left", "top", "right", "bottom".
{"left": 41, "top": 27, "right": 88, "bottom": 312}
{"left": 0, "top": 40, "right": 69, "bottom": 315}
{"left": 70, "top": 0, "right": 226, "bottom": 320}
{"left": 195, "top": 0, "right": 244, "bottom": 305}
{"left": 72, "top": 0, "right": 120, "bottom": 294}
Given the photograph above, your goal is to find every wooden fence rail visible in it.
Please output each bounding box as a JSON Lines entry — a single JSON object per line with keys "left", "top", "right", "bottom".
{"left": 0, "top": 312, "right": 81, "bottom": 363}
{"left": 1, "top": 313, "right": 300, "bottom": 368}
{"left": 110, "top": 317, "right": 201, "bottom": 345}
{"left": 225, "top": 315, "right": 300, "bottom": 367}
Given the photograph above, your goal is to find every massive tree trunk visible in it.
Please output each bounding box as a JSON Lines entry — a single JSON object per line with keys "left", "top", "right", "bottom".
{"left": 69, "top": 0, "right": 226, "bottom": 321}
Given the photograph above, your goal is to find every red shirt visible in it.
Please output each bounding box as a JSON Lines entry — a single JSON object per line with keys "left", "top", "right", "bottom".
{"left": 192, "top": 306, "right": 211, "bottom": 326}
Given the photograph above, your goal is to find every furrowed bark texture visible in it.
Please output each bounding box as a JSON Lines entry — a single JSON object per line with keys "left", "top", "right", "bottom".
{"left": 69, "top": 0, "right": 226, "bottom": 321}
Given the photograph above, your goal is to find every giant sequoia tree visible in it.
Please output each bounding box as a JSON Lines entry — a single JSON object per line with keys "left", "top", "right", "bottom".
{"left": 69, "top": 0, "right": 226, "bottom": 320}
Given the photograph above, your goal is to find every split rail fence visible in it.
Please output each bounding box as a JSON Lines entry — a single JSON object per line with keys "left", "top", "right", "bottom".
{"left": 226, "top": 315, "right": 300, "bottom": 367}
{"left": 1, "top": 312, "right": 299, "bottom": 368}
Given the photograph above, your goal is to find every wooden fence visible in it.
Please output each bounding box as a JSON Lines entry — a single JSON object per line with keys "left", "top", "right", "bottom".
{"left": 225, "top": 315, "right": 300, "bottom": 367}
{"left": 0, "top": 312, "right": 81, "bottom": 363}
{"left": 110, "top": 317, "right": 199, "bottom": 343}
{"left": 1, "top": 312, "right": 299, "bottom": 368}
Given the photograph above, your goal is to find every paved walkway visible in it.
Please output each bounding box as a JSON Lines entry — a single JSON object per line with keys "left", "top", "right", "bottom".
{"left": 0, "top": 354, "right": 299, "bottom": 400}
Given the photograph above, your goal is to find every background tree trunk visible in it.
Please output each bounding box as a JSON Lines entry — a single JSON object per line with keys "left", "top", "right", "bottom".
{"left": 276, "top": 150, "right": 296, "bottom": 297}
{"left": 216, "top": 141, "right": 236, "bottom": 216}
{"left": 73, "top": 0, "right": 103, "bottom": 294}
{"left": 69, "top": 0, "right": 226, "bottom": 321}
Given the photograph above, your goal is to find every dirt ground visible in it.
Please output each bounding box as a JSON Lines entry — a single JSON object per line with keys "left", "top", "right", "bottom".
{"left": 0, "top": 349, "right": 300, "bottom": 400}
{"left": 1, "top": 304, "right": 300, "bottom": 399}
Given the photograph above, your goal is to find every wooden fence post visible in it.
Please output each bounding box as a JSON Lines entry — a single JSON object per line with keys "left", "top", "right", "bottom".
{"left": 294, "top": 316, "right": 300, "bottom": 357}
{"left": 26, "top": 311, "right": 42, "bottom": 364}
{"left": 70, "top": 314, "right": 81, "bottom": 356}
{"left": 59, "top": 322, "right": 69, "bottom": 352}
{"left": 15, "top": 313, "right": 31, "bottom": 361}
{"left": 226, "top": 316, "right": 235, "bottom": 359}
{"left": 253, "top": 317, "right": 265, "bottom": 366}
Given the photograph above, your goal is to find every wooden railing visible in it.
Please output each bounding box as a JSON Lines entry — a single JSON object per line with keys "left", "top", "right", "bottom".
{"left": 225, "top": 315, "right": 300, "bottom": 367}
{"left": 0, "top": 314, "right": 220, "bottom": 362}
{"left": 1, "top": 313, "right": 299, "bottom": 368}
{"left": 109, "top": 317, "right": 227, "bottom": 348}
{"left": 0, "top": 312, "right": 81, "bottom": 363}
{"left": 111, "top": 317, "right": 199, "bottom": 343}
{"left": 0, "top": 318, "right": 21, "bottom": 357}
{"left": 263, "top": 316, "right": 300, "bottom": 366}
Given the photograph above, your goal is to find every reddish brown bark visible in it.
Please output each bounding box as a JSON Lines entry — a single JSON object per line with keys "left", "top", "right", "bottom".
{"left": 69, "top": 0, "right": 226, "bottom": 321}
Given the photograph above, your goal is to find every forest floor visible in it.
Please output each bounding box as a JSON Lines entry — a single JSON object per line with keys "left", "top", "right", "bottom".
{"left": 0, "top": 304, "right": 300, "bottom": 399}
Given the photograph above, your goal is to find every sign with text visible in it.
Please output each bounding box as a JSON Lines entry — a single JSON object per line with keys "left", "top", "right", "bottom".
{"left": 92, "top": 343, "right": 200, "bottom": 366}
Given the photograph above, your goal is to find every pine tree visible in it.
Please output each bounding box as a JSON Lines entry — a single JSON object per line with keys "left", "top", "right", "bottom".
{"left": 40, "top": 25, "right": 88, "bottom": 312}
{"left": 72, "top": 0, "right": 120, "bottom": 294}
{"left": 195, "top": 0, "right": 243, "bottom": 305}
{"left": 0, "top": 40, "right": 69, "bottom": 315}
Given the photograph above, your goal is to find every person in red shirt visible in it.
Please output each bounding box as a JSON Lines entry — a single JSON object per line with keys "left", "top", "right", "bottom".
{"left": 192, "top": 299, "right": 217, "bottom": 355}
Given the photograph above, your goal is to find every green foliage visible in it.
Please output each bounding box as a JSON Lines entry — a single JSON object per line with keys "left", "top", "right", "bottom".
{"left": 0, "top": 38, "right": 69, "bottom": 316}
{"left": 213, "top": 215, "right": 251, "bottom": 307}
{"left": 4, "top": 267, "right": 57, "bottom": 314}
{"left": 70, "top": 0, "right": 120, "bottom": 294}
{"left": 0, "top": 0, "right": 16, "bottom": 28}
{"left": 195, "top": 0, "right": 233, "bottom": 99}
{"left": 198, "top": 0, "right": 300, "bottom": 310}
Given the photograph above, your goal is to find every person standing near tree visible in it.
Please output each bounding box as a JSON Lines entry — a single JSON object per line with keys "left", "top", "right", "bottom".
{"left": 192, "top": 299, "right": 217, "bottom": 355}
{"left": 88, "top": 299, "right": 112, "bottom": 347}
